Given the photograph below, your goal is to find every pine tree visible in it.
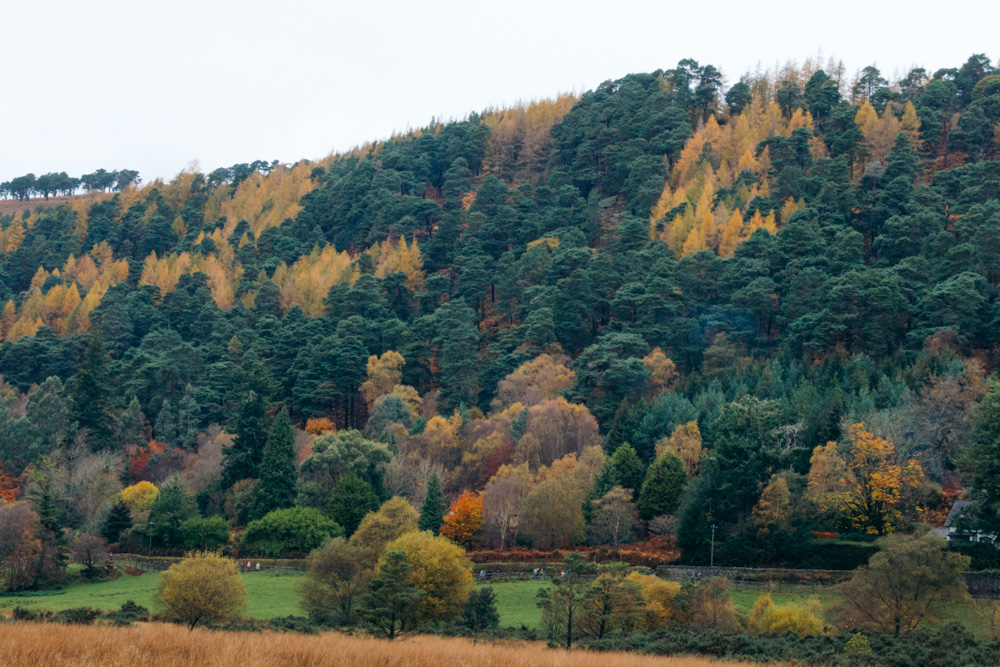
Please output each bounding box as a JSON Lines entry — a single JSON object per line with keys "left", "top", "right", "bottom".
{"left": 70, "top": 333, "right": 116, "bottom": 450}
{"left": 102, "top": 499, "right": 134, "bottom": 543}
{"left": 117, "top": 396, "right": 147, "bottom": 449}
{"left": 604, "top": 400, "right": 634, "bottom": 455}
{"left": 222, "top": 391, "right": 270, "bottom": 487}
{"left": 609, "top": 443, "right": 646, "bottom": 498}
{"left": 326, "top": 474, "right": 380, "bottom": 536}
{"left": 252, "top": 409, "right": 297, "bottom": 520}
{"left": 175, "top": 385, "right": 200, "bottom": 449}
{"left": 362, "top": 550, "right": 423, "bottom": 639}
{"left": 154, "top": 399, "right": 177, "bottom": 444}
{"left": 434, "top": 300, "right": 480, "bottom": 413}
{"left": 637, "top": 452, "right": 687, "bottom": 520}
{"left": 418, "top": 474, "right": 446, "bottom": 534}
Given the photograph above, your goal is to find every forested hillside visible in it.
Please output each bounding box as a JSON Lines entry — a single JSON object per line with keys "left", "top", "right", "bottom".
{"left": 2, "top": 54, "right": 1000, "bottom": 573}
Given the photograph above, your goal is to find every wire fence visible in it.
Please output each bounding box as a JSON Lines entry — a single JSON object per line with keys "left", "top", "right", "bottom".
{"left": 114, "top": 554, "right": 307, "bottom": 576}
{"left": 112, "top": 555, "right": 1000, "bottom": 599}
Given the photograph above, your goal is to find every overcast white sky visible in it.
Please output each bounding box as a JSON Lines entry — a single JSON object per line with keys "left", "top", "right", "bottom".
{"left": 2, "top": 0, "right": 997, "bottom": 184}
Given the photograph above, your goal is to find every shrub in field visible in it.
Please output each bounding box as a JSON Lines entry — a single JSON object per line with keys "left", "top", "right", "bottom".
{"left": 51, "top": 607, "right": 103, "bottom": 625}
{"left": 103, "top": 600, "right": 151, "bottom": 626}
{"left": 180, "top": 515, "right": 230, "bottom": 550}
{"left": 747, "top": 593, "right": 822, "bottom": 637}
{"left": 240, "top": 506, "right": 343, "bottom": 557}
{"left": 154, "top": 552, "right": 247, "bottom": 630}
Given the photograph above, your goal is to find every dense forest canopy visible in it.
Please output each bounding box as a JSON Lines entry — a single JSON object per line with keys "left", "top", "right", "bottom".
{"left": 1, "top": 54, "right": 1000, "bottom": 568}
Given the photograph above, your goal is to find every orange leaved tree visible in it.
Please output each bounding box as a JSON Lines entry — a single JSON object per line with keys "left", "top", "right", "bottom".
{"left": 808, "top": 423, "right": 926, "bottom": 535}
{"left": 440, "top": 490, "right": 484, "bottom": 548}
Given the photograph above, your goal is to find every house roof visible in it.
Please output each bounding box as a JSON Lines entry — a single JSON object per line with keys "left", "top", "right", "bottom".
{"left": 944, "top": 500, "right": 975, "bottom": 528}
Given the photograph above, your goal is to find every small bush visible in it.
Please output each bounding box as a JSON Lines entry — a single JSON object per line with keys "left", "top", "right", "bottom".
{"left": 103, "top": 600, "right": 151, "bottom": 626}
{"left": 51, "top": 607, "right": 103, "bottom": 625}
{"left": 11, "top": 607, "right": 50, "bottom": 622}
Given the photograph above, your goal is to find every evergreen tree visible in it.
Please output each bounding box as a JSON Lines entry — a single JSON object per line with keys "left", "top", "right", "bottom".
{"left": 583, "top": 461, "right": 616, "bottom": 525}
{"left": 253, "top": 409, "right": 297, "bottom": 520}
{"left": 222, "top": 391, "right": 270, "bottom": 487}
{"left": 418, "top": 474, "right": 446, "bottom": 534}
{"left": 434, "top": 300, "right": 480, "bottom": 413}
{"left": 608, "top": 442, "right": 645, "bottom": 497}
{"left": 175, "top": 385, "right": 200, "bottom": 449}
{"left": 637, "top": 451, "right": 687, "bottom": 520}
{"left": 69, "top": 334, "right": 116, "bottom": 451}
{"left": 326, "top": 473, "right": 380, "bottom": 536}
{"left": 102, "top": 499, "right": 134, "bottom": 543}
{"left": 154, "top": 399, "right": 177, "bottom": 444}
{"left": 148, "top": 481, "right": 196, "bottom": 548}
{"left": 962, "top": 383, "right": 1000, "bottom": 537}
{"left": 117, "top": 396, "right": 147, "bottom": 449}
{"left": 26, "top": 456, "right": 64, "bottom": 536}
{"left": 462, "top": 586, "right": 500, "bottom": 639}
{"left": 604, "top": 399, "right": 635, "bottom": 455}
{"left": 362, "top": 550, "right": 423, "bottom": 639}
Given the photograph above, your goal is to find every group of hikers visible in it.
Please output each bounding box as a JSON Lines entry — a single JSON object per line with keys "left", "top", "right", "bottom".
{"left": 241, "top": 561, "right": 262, "bottom": 572}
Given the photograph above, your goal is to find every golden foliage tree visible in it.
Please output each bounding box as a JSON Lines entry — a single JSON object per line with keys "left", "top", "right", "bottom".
{"left": 641, "top": 347, "right": 677, "bottom": 396}
{"left": 519, "top": 448, "right": 604, "bottom": 549}
{"left": 350, "top": 496, "right": 420, "bottom": 560}
{"left": 119, "top": 480, "right": 159, "bottom": 514}
{"left": 655, "top": 420, "right": 702, "bottom": 475}
{"left": 752, "top": 474, "right": 793, "bottom": 537}
{"left": 625, "top": 571, "right": 682, "bottom": 630}
{"left": 381, "top": 530, "right": 473, "bottom": 624}
{"left": 491, "top": 354, "right": 575, "bottom": 411}
{"left": 154, "top": 552, "right": 247, "bottom": 630}
{"left": 807, "top": 423, "right": 926, "bottom": 535}
{"left": 360, "top": 351, "right": 406, "bottom": 409}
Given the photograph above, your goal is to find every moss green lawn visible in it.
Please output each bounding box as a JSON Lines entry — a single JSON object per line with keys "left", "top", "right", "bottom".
{"left": 0, "top": 572, "right": 986, "bottom": 633}
{"left": 0, "top": 571, "right": 305, "bottom": 619}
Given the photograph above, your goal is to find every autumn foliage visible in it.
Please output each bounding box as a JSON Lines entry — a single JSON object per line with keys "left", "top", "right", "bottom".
{"left": 808, "top": 423, "right": 927, "bottom": 535}
{"left": 440, "top": 490, "right": 484, "bottom": 547}
{"left": 0, "top": 463, "right": 20, "bottom": 502}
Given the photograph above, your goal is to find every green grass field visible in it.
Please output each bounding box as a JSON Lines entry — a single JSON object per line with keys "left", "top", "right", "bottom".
{"left": 0, "top": 571, "right": 305, "bottom": 619}
{"left": 478, "top": 580, "right": 548, "bottom": 628}
{"left": 0, "top": 572, "right": 986, "bottom": 633}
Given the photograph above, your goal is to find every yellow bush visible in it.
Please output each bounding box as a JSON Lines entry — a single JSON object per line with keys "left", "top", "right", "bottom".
{"left": 748, "top": 593, "right": 822, "bottom": 638}
{"left": 119, "top": 481, "right": 158, "bottom": 513}
{"left": 626, "top": 572, "right": 682, "bottom": 630}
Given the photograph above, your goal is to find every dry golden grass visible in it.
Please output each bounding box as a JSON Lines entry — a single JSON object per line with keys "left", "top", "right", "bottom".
{"left": 0, "top": 622, "right": 774, "bottom": 666}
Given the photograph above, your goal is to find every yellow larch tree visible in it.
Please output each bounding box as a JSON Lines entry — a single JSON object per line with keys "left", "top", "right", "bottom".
{"left": 370, "top": 236, "right": 426, "bottom": 292}
{"left": 641, "top": 347, "right": 678, "bottom": 396}
{"left": 655, "top": 420, "right": 702, "bottom": 475}
{"left": 900, "top": 101, "right": 923, "bottom": 151}
{"left": 718, "top": 209, "right": 744, "bottom": 258}
{"left": 360, "top": 351, "right": 406, "bottom": 409}
{"left": 273, "top": 244, "right": 353, "bottom": 316}
{"left": 216, "top": 160, "right": 331, "bottom": 240}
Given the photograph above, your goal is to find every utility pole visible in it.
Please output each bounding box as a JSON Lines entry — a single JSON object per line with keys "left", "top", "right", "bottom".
{"left": 710, "top": 523, "right": 717, "bottom": 568}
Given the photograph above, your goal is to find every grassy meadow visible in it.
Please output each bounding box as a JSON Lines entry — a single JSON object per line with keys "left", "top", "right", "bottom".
{"left": 0, "top": 622, "right": 780, "bottom": 666}
{"left": 0, "top": 570, "right": 987, "bottom": 633}
{"left": 0, "top": 570, "right": 305, "bottom": 620}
